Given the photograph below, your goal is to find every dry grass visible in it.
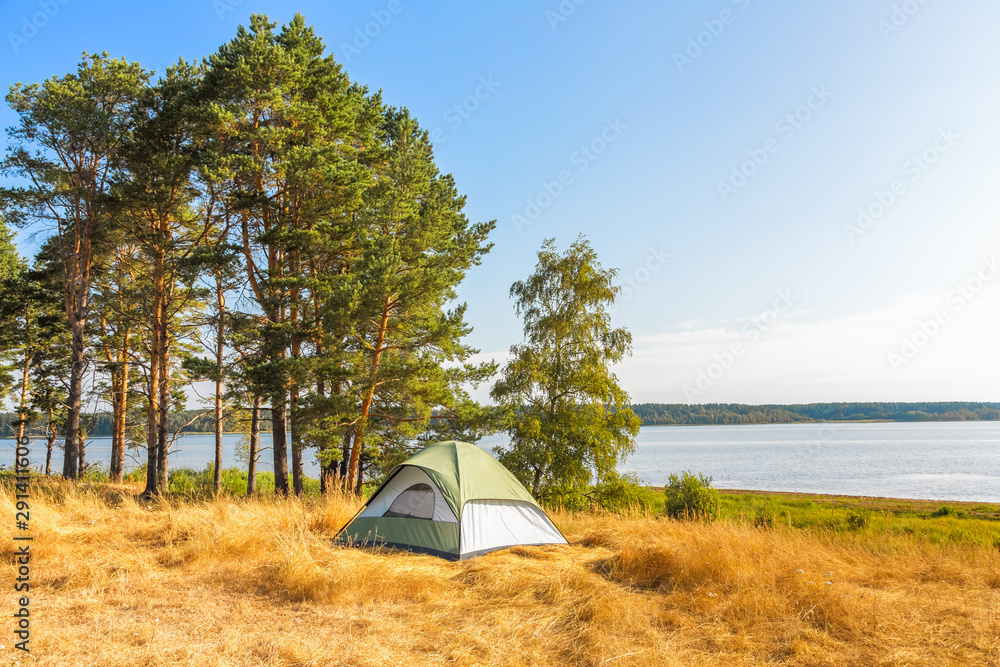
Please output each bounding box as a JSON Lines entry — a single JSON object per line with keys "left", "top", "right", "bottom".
{"left": 2, "top": 482, "right": 999, "bottom": 666}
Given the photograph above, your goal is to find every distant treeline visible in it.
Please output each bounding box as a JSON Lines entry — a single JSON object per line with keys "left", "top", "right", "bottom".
{"left": 631, "top": 402, "right": 1000, "bottom": 425}
{"left": 6, "top": 402, "right": 999, "bottom": 438}
{"left": 0, "top": 409, "right": 272, "bottom": 439}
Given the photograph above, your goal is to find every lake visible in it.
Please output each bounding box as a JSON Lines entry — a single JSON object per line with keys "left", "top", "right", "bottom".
{"left": 3, "top": 421, "right": 999, "bottom": 502}
{"left": 615, "top": 422, "right": 1000, "bottom": 503}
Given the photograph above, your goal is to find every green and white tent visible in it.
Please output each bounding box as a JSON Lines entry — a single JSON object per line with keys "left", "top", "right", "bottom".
{"left": 335, "top": 440, "right": 567, "bottom": 560}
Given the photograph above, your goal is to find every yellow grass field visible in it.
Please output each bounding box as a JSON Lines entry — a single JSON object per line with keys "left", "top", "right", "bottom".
{"left": 2, "top": 482, "right": 999, "bottom": 666}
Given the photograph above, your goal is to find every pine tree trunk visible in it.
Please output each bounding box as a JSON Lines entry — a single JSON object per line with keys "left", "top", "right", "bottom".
{"left": 143, "top": 361, "right": 159, "bottom": 496}
{"left": 63, "top": 316, "right": 85, "bottom": 480}
{"left": 356, "top": 456, "right": 364, "bottom": 496}
{"left": 214, "top": 384, "right": 223, "bottom": 493}
{"left": 109, "top": 371, "right": 123, "bottom": 482}
{"left": 290, "top": 389, "right": 303, "bottom": 495}
{"left": 109, "top": 350, "right": 129, "bottom": 484}
{"left": 346, "top": 301, "right": 391, "bottom": 494}
{"left": 78, "top": 429, "right": 85, "bottom": 475}
{"left": 320, "top": 458, "right": 333, "bottom": 494}
{"left": 289, "top": 269, "right": 303, "bottom": 495}
{"left": 321, "top": 431, "right": 346, "bottom": 495}
{"left": 156, "top": 340, "right": 170, "bottom": 495}
{"left": 317, "top": 377, "right": 331, "bottom": 495}
{"left": 15, "top": 347, "right": 31, "bottom": 466}
{"left": 116, "top": 360, "right": 129, "bottom": 480}
{"left": 45, "top": 416, "right": 55, "bottom": 477}
{"left": 214, "top": 274, "right": 225, "bottom": 494}
{"left": 144, "top": 247, "right": 166, "bottom": 496}
{"left": 271, "top": 393, "right": 288, "bottom": 495}
{"left": 247, "top": 396, "right": 260, "bottom": 497}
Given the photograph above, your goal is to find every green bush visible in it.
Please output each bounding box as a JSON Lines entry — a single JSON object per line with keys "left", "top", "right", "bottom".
{"left": 537, "top": 484, "right": 590, "bottom": 512}
{"left": 749, "top": 498, "right": 781, "bottom": 528}
{"left": 165, "top": 464, "right": 312, "bottom": 496}
{"left": 80, "top": 462, "right": 110, "bottom": 483}
{"left": 846, "top": 509, "right": 869, "bottom": 529}
{"left": 254, "top": 471, "right": 276, "bottom": 495}
{"left": 303, "top": 475, "right": 321, "bottom": 496}
{"left": 167, "top": 467, "right": 200, "bottom": 494}
{"left": 534, "top": 474, "right": 660, "bottom": 513}
{"left": 664, "top": 471, "right": 719, "bottom": 521}
{"left": 587, "top": 472, "right": 660, "bottom": 513}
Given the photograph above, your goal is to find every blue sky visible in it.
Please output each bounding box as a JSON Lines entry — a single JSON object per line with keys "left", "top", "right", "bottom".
{"left": 2, "top": 0, "right": 999, "bottom": 404}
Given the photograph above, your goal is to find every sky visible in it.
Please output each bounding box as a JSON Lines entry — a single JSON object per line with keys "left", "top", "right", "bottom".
{"left": 2, "top": 0, "right": 999, "bottom": 405}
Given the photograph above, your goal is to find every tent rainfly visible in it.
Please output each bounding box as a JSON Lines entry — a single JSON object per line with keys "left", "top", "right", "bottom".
{"left": 335, "top": 440, "right": 567, "bottom": 560}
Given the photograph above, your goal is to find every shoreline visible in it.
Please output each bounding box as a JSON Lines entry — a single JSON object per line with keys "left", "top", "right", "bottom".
{"left": 717, "top": 488, "right": 999, "bottom": 507}
{"left": 5, "top": 417, "right": 1000, "bottom": 440}
{"left": 640, "top": 418, "right": 1000, "bottom": 426}
{"left": 646, "top": 486, "right": 1000, "bottom": 511}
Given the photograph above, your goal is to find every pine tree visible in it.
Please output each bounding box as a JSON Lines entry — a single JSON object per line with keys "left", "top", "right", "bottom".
{"left": 327, "top": 107, "right": 495, "bottom": 493}
{"left": 89, "top": 235, "right": 144, "bottom": 483}
{"left": 0, "top": 217, "right": 24, "bottom": 400}
{"left": 115, "top": 60, "right": 214, "bottom": 494}
{"left": 204, "top": 13, "right": 374, "bottom": 494}
{"left": 1, "top": 53, "right": 150, "bottom": 479}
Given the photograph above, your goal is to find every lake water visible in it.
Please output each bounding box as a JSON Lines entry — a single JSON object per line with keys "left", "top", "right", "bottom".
{"left": 3, "top": 421, "right": 999, "bottom": 502}
{"left": 615, "top": 422, "right": 1000, "bottom": 503}
{"left": 0, "top": 433, "right": 325, "bottom": 478}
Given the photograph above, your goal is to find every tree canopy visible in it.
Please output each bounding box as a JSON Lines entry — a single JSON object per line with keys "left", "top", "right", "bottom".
{"left": 0, "top": 13, "right": 495, "bottom": 494}
{"left": 491, "top": 236, "right": 640, "bottom": 498}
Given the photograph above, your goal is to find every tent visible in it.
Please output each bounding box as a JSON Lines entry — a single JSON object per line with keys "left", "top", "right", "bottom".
{"left": 335, "top": 440, "right": 567, "bottom": 560}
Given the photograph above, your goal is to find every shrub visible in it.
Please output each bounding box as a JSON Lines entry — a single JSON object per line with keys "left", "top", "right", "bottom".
{"left": 168, "top": 464, "right": 296, "bottom": 496}
{"left": 80, "top": 462, "right": 110, "bottom": 483}
{"left": 846, "top": 509, "right": 869, "bottom": 529}
{"left": 168, "top": 467, "right": 200, "bottom": 494}
{"left": 663, "top": 471, "right": 719, "bottom": 521}
{"left": 750, "top": 498, "right": 781, "bottom": 528}
{"left": 534, "top": 474, "right": 660, "bottom": 513}
{"left": 537, "top": 484, "right": 590, "bottom": 512}
{"left": 303, "top": 475, "right": 322, "bottom": 497}
{"left": 933, "top": 505, "right": 956, "bottom": 517}
{"left": 587, "top": 472, "right": 660, "bottom": 513}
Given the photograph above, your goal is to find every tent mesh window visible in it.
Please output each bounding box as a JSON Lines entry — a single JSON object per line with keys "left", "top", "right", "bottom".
{"left": 383, "top": 483, "right": 435, "bottom": 520}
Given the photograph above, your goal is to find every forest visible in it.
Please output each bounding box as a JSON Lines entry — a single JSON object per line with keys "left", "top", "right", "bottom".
{"left": 5, "top": 401, "right": 996, "bottom": 440}
{"left": 632, "top": 402, "right": 1000, "bottom": 425}
{"left": 0, "top": 15, "right": 496, "bottom": 496}
{"left": 0, "top": 15, "right": 639, "bottom": 505}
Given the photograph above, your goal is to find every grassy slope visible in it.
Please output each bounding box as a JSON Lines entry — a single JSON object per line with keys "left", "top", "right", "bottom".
{"left": 2, "top": 482, "right": 999, "bottom": 666}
